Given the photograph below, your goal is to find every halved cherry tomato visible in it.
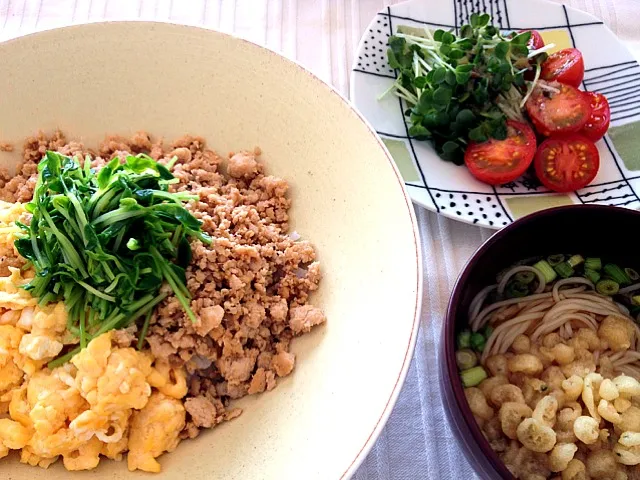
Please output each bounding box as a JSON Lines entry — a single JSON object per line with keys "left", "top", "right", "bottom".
{"left": 534, "top": 134, "right": 600, "bottom": 192}
{"left": 520, "top": 30, "right": 545, "bottom": 80}
{"left": 541, "top": 48, "right": 585, "bottom": 88}
{"left": 464, "top": 120, "right": 537, "bottom": 185}
{"left": 520, "top": 30, "right": 545, "bottom": 51}
{"left": 580, "top": 92, "right": 611, "bottom": 142}
{"left": 526, "top": 82, "right": 592, "bottom": 136}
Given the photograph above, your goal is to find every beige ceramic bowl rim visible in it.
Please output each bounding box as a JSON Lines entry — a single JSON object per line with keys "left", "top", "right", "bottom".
{"left": 1, "top": 21, "right": 424, "bottom": 479}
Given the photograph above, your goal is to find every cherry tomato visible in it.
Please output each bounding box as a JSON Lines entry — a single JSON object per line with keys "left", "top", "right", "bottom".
{"left": 534, "top": 134, "right": 600, "bottom": 192}
{"left": 541, "top": 48, "right": 585, "bottom": 88}
{"left": 519, "top": 30, "right": 546, "bottom": 80}
{"left": 520, "top": 30, "right": 545, "bottom": 51}
{"left": 580, "top": 92, "right": 611, "bottom": 142}
{"left": 526, "top": 82, "right": 592, "bottom": 136}
{"left": 464, "top": 120, "right": 537, "bottom": 185}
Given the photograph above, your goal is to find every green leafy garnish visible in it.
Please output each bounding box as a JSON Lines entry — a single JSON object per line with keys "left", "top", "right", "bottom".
{"left": 15, "top": 151, "right": 212, "bottom": 364}
{"left": 382, "top": 14, "right": 552, "bottom": 165}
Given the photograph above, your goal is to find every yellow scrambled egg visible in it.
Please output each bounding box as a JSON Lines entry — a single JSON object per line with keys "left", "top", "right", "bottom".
{"left": 0, "top": 200, "right": 25, "bottom": 265}
{"left": 0, "top": 202, "right": 189, "bottom": 472}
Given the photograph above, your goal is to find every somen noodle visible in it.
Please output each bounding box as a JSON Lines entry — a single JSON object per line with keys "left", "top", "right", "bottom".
{"left": 456, "top": 253, "right": 640, "bottom": 478}
{"left": 469, "top": 270, "right": 640, "bottom": 369}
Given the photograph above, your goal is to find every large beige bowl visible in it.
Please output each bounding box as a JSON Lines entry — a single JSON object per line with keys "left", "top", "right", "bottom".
{"left": 0, "top": 22, "right": 421, "bottom": 480}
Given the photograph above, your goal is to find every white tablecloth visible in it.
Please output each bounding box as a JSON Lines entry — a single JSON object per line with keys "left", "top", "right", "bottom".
{"left": 1, "top": 1, "right": 637, "bottom": 478}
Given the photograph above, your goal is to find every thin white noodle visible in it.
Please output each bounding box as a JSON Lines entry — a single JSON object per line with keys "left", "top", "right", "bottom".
{"left": 494, "top": 325, "right": 519, "bottom": 355}
{"left": 619, "top": 282, "right": 640, "bottom": 295}
{"left": 497, "top": 266, "right": 546, "bottom": 296}
{"left": 520, "top": 298, "right": 553, "bottom": 313}
{"left": 481, "top": 312, "right": 545, "bottom": 362}
{"left": 587, "top": 301, "right": 625, "bottom": 315}
{"left": 522, "top": 299, "right": 557, "bottom": 314}
{"left": 618, "top": 365, "right": 640, "bottom": 378}
{"left": 552, "top": 277, "right": 594, "bottom": 302}
{"left": 472, "top": 292, "right": 553, "bottom": 331}
{"left": 472, "top": 288, "right": 588, "bottom": 331}
{"left": 559, "top": 327, "right": 567, "bottom": 340}
{"left": 564, "top": 292, "right": 614, "bottom": 305}
{"left": 566, "top": 323, "right": 573, "bottom": 338}
{"left": 548, "top": 286, "right": 588, "bottom": 303}
{"left": 612, "top": 351, "right": 640, "bottom": 365}
{"left": 603, "top": 351, "right": 626, "bottom": 363}
{"left": 468, "top": 285, "right": 497, "bottom": 321}
{"left": 557, "top": 299, "right": 621, "bottom": 316}
{"left": 530, "top": 298, "right": 620, "bottom": 342}
{"left": 544, "top": 299, "right": 606, "bottom": 322}
{"left": 481, "top": 295, "right": 605, "bottom": 356}
{"left": 486, "top": 305, "right": 505, "bottom": 324}
{"left": 532, "top": 312, "right": 597, "bottom": 340}
{"left": 570, "top": 312, "right": 598, "bottom": 329}
{"left": 487, "top": 323, "right": 525, "bottom": 358}
{"left": 488, "top": 330, "right": 509, "bottom": 358}
{"left": 471, "top": 270, "right": 640, "bottom": 377}
{"left": 489, "top": 304, "right": 519, "bottom": 325}
{"left": 616, "top": 302, "right": 631, "bottom": 316}
{"left": 560, "top": 313, "right": 598, "bottom": 331}
{"left": 498, "top": 322, "right": 531, "bottom": 354}
{"left": 621, "top": 352, "right": 640, "bottom": 362}
{"left": 566, "top": 299, "right": 619, "bottom": 317}
{"left": 560, "top": 287, "right": 588, "bottom": 295}
{"left": 487, "top": 312, "right": 545, "bottom": 342}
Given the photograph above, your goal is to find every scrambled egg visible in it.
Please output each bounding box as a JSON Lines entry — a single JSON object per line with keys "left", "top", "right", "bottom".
{"left": 0, "top": 200, "right": 25, "bottom": 271}
{"left": 0, "top": 202, "right": 189, "bottom": 472}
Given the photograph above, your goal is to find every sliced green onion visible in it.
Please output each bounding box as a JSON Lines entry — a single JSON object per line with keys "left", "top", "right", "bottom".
{"left": 603, "top": 264, "right": 630, "bottom": 286}
{"left": 457, "top": 330, "right": 471, "bottom": 349}
{"left": 533, "top": 260, "right": 557, "bottom": 283}
{"left": 596, "top": 279, "right": 619, "bottom": 296}
{"left": 632, "top": 295, "right": 640, "bottom": 306}
{"left": 547, "top": 254, "right": 565, "bottom": 267}
{"left": 456, "top": 349, "right": 478, "bottom": 370}
{"left": 461, "top": 366, "right": 488, "bottom": 388}
{"left": 515, "top": 271, "right": 536, "bottom": 285}
{"left": 567, "top": 255, "right": 584, "bottom": 268}
{"left": 554, "top": 262, "right": 575, "bottom": 279}
{"left": 470, "top": 332, "right": 486, "bottom": 352}
{"left": 625, "top": 268, "right": 640, "bottom": 282}
{"left": 585, "top": 257, "right": 602, "bottom": 271}
{"left": 506, "top": 281, "right": 529, "bottom": 298}
{"left": 584, "top": 269, "right": 601, "bottom": 284}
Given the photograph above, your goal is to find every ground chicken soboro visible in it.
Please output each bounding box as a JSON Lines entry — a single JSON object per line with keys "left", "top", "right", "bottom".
{"left": 0, "top": 131, "right": 327, "bottom": 439}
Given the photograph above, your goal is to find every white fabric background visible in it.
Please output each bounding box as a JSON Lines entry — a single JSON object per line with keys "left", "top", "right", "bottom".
{"left": 0, "top": 1, "right": 637, "bottom": 478}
